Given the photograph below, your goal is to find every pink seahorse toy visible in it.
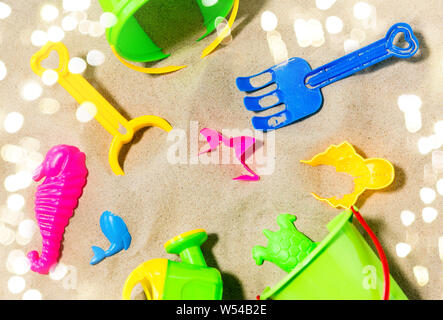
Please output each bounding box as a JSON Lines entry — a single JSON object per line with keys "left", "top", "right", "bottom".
{"left": 28, "top": 145, "right": 88, "bottom": 274}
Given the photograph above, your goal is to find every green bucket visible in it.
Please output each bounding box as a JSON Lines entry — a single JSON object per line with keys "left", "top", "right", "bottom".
{"left": 255, "top": 210, "right": 408, "bottom": 300}
{"left": 98, "top": 0, "right": 235, "bottom": 63}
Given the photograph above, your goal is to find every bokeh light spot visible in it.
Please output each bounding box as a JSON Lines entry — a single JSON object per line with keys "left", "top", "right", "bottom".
{"left": 63, "top": 0, "right": 91, "bottom": 12}
{"left": 41, "top": 4, "right": 59, "bottom": 22}
{"left": 396, "top": 243, "right": 411, "bottom": 258}
{"left": 76, "top": 101, "right": 97, "bottom": 123}
{"left": 22, "top": 289, "right": 42, "bottom": 300}
{"left": 21, "top": 81, "right": 43, "bottom": 101}
{"left": 47, "top": 26, "right": 65, "bottom": 42}
{"left": 0, "top": 223, "right": 15, "bottom": 245}
{"left": 344, "top": 39, "right": 359, "bottom": 53}
{"left": 420, "top": 187, "right": 436, "bottom": 204}
{"left": 353, "top": 2, "right": 372, "bottom": 20}
{"left": 7, "top": 194, "right": 25, "bottom": 211}
{"left": 18, "top": 219, "right": 38, "bottom": 240}
{"left": 316, "top": 0, "right": 336, "bottom": 10}
{"left": 261, "top": 11, "right": 278, "bottom": 32}
{"left": 88, "top": 21, "right": 105, "bottom": 37}
{"left": 100, "top": 12, "right": 117, "bottom": 28}
{"left": 0, "top": 60, "right": 7, "bottom": 80}
{"left": 31, "top": 30, "right": 48, "bottom": 47}
{"left": 7, "top": 250, "right": 31, "bottom": 275}
{"left": 422, "top": 207, "right": 438, "bottom": 223}
{"left": 8, "top": 276, "right": 25, "bottom": 294}
{"left": 49, "top": 263, "right": 68, "bottom": 280}
{"left": 68, "top": 57, "right": 87, "bottom": 74}
{"left": 78, "top": 20, "right": 91, "bottom": 35}
{"left": 39, "top": 98, "right": 61, "bottom": 114}
{"left": 326, "top": 16, "right": 343, "bottom": 34}
{"left": 62, "top": 15, "right": 78, "bottom": 31}
{"left": 1, "top": 144, "right": 25, "bottom": 163}
{"left": 41, "top": 69, "right": 59, "bottom": 86}
{"left": 400, "top": 210, "right": 415, "bottom": 226}
{"left": 413, "top": 266, "right": 429, "bottom": 286}
{"left": 0, "top": 2, "right": 11, "bottom": 19}
{"left": 3, "top": 112, "right": 24, "bottom": 133}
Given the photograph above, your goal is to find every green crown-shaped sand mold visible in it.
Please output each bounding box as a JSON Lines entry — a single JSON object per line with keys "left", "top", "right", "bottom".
{"left": 252, "top": 214, "right": 317, "bottom": 272}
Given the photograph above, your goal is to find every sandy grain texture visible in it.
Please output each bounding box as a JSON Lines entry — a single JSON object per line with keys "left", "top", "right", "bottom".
{"left": 0, "top": 0, "right": 442, "bottom": 300}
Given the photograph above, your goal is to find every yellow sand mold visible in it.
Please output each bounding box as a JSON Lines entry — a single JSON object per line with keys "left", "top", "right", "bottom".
{"left": 301, "top": 141, "right": 395, "bottom": 209}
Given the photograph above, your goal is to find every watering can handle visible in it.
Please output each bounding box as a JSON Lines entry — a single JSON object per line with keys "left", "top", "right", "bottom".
{"left": 122, "top": 259, "right": 168, "bottom": 300}
{"left": 305, "top": 23, "right": 419, "bottom": 89}
{"left": 122, "top": 268, "right": 152, "bottom": 300}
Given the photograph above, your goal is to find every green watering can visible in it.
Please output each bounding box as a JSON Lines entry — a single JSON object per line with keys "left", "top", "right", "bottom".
{"left": 253, "top": 209, "right": 408, "bottom": 300}
{"left": 122, "top": 229, "right": 223, "bottom": 300}
{"left": 98, "top": 0, "right": 235, "bottom": 63}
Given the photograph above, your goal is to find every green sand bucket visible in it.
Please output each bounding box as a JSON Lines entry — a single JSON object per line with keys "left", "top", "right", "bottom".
{"left": 98, "top": 0, "right": 235, "bottom": 63}
{"left": 253, "top": 210, "right": 408, "bottom": 300}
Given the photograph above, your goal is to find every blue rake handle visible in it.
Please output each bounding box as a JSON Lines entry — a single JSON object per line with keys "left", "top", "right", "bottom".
{"left": 305, "top": 23, "right": 419, "bottom": 89}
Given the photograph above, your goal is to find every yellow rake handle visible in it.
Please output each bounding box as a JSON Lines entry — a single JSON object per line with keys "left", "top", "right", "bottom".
{"left": 30, "top": 42, "right": 172, "bottom": 175}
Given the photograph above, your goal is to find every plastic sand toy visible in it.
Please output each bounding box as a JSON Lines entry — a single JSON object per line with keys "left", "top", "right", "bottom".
{"left": 253, "top": 214, "right": 317, "bottom": 272}
{"left": 122, "top": 229, "right": 222, "bottom": 300}
{"left": 301, "top": 141, "right": 395, "bottom": 209}
{"left": 28, "top": 145, "right": 88, "bottom": 274}
{"left": 253, "top": 208, "right": 408, "bottom": 300}
{"left": 236, "top": 23, "right": 419, "bottom": 130}
{"left": 99, "top": 0, "right": 239, "bottom": 74}
{"left": 30, "top": 42, "right": 172, "bottom": 176}
{"left": 199, "top": 128, "right": 259, "bottom": 181}
{"left": 90, "top": 211, "right": 132, "bottom": 265}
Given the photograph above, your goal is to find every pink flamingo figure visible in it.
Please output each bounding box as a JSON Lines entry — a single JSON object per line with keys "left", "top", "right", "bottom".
{"left": 199, "top": 128, "right": 260, "bottom": 181}
{"left": 27, "top": 145, "right": 88, "bottom": 274}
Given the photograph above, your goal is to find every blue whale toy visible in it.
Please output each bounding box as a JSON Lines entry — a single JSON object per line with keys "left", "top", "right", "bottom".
{"left": 90, "top": 211, "right": 132, "bottom": 265}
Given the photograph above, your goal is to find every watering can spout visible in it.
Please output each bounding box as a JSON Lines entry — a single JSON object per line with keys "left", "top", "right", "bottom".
{"left": 164, "top": 229, "right": 208, "bottom": 267}
{"left": 98, "top": 0, "right": 119, "bottom": 12}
